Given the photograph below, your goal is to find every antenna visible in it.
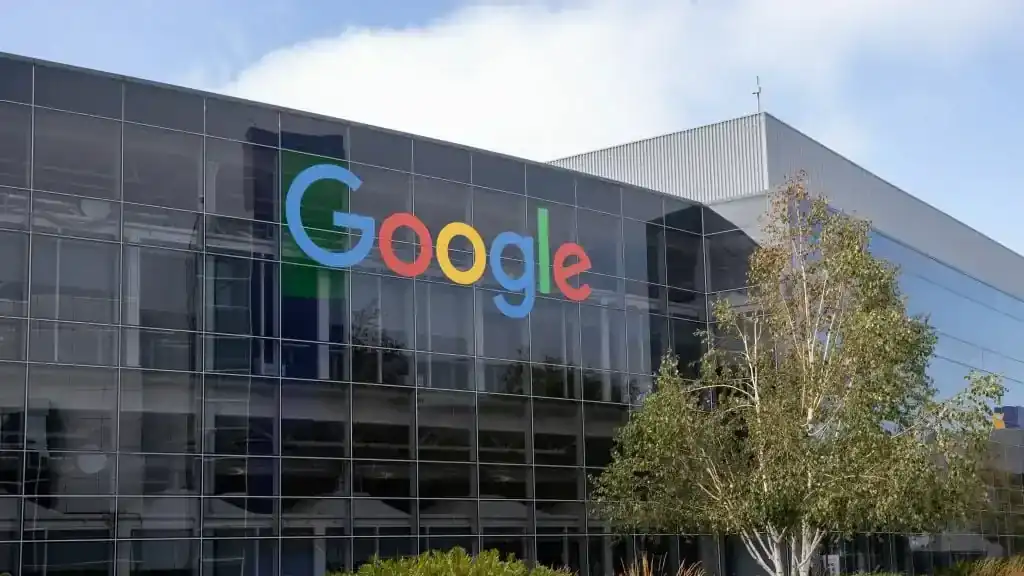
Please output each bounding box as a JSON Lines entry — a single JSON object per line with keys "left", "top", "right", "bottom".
{"left": 753, "top": 76, "right": 763, "bottom": 113}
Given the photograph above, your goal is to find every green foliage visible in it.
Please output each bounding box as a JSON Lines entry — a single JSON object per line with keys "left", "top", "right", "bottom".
{"left": 619, "top": 556, "right": 707, "bottom": 576}
{"left": 329, "top": 548, "right": 573, "bottom": 576}
{"left": 591, "top": 174, "right": 1005, "bottom": 576}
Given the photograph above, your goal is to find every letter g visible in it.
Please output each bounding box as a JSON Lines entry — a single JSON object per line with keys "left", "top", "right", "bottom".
{"left": 285, "top": 163, "right": 376, "bottom": 268}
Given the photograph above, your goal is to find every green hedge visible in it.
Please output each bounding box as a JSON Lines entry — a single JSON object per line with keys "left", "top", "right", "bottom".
{"left": 330, "top": 548, "right": 573, "bottom": 576}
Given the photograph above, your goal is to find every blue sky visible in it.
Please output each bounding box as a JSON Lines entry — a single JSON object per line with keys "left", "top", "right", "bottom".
{"left": 2, "top": 0, "right": 1023, "bottom": 258}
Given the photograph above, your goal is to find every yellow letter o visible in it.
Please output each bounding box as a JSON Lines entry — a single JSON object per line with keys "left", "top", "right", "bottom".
{"left": 437, "top": 222, "right": 486, "bottom": 285}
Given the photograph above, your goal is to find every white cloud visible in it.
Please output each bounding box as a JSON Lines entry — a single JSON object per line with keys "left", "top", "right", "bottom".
{"left": 215, "top": 0, "right": 1021, "bottom": 161}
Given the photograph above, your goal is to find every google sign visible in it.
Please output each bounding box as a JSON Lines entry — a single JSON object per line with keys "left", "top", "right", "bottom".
{"left": 285, "top": 163, "right": 592, "bottom": 319}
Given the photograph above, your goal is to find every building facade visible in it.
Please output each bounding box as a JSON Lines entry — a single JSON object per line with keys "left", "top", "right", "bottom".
{"left": 554, "top": 114, "right": 1024, "bottom": 574}
{"left": 0, "top": 53, "right": 737, "bottom": 576}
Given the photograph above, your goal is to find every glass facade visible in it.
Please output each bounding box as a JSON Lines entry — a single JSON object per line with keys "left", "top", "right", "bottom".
{"left": 0, "top": 55, "right": 726, "bottom": 576}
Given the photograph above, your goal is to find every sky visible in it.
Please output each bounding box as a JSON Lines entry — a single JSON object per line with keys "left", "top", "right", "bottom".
{"left": 2, "top": 0, "right": 1023, "bottom": 256}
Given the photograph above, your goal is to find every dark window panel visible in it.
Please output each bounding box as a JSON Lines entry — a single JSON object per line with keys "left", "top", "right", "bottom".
{"left": 670, "top": 317, "right": 704, "bottom": 378}
{"left": 205, "top": 137, "right": 280, "bottom": 222}
{"left": 0, "top": 363, "right": 27, "bottom": 450}
{"left": 281, "top": 379, "right": 349, "bottom": 458}
{"left": 664, "top": 196, "right": 702, "bottom": 233}
{"left": 350, "top": 272, "right": 416, "bottom": 350}
{"left": 705, "top": 229, "right": 757, "bottom": 292}
{"left": 0, "top": 186, "right": 30, "bottom": 231}
{"left": 31, "top": 190, "right": 121, "bottom": 241}
{"left": 580, "top": 304, "right": 626, "bottom": 374}
{"left": 703, "top": 205, "right": 738, "bottom": 234}
{"left": 123, "top": 203, "right": 203, "bottom": 250}
{"left": 526, "top": 164, "right": 575, "bottom": 205}
{"left": 576, "top": 209, "right": 623, "bottom": 278}
{"left": 203, "top": 374, "right": 279, "bottom": 457}
{"left": 205, "top": 97, "right": 278, "bottom": 145}
{"left": 622, "top": 186, "right": 664, "bottom": 223}
{"left": 475, "top": 288, "right": 530, "bottom": 362}
{"left": 30, "top": 235, "right": 121, "bottom": 324}
{"left": 349, "top": 125, "right": 411, "bottom": 171}
{"left": 668, "top": 288, "right": 708, "bottom": 323}
{"left": 417, "top": 389, "right": 476, "bottom": 462}
{"left": 281, "top": 112, "right": 349, "bottom": 160}
{"left": 473, "top": 187, "right": 527, "bottom": 247}
{"left": 352, "top": 384, "right": 414, "bottom": 460}
{"left": 27, "top": 363, "right": 118, "bottom": 452}
{"left": 583, "top": 402, "right": 628, "bottom": 468}
{"left": 280, "top": 264, "right": 348, "bottom": 343}
{"left": 420, "top": 462, "right": 477, "bottom": 499}
{"left": 0, "top": 57, "right": 31, "bottom": 103}
{"left": 415, "top": 281, "right": 474, "bottom": 356}
{"left": 33, "top": 108, "right": 121, "bottom": 200}
{"left": 476, "top": 357, "right": 530, "bottom": 395}
{"left": 472, "top": 153, "right": 525, "bottom": 194}
{"left": 123, "top": 122, "right": 204, "bottom": 211}
{"left": 533, "top": 398, "right": 583, "bottom": 466}
{"left": 416, "top": 353, "right": 475, "bottom": 391}
{"left": 478, "top": 393, "right": 530, "bottom": 464}
{"left": 203, "top": 334, "right": 280, "bottom": 376}
{"left": 0, "top": 101, "right": 30, "bottom": 189}
{"left": 121, "top": 327, "right": 200, "bottom": 372}
{"left": 205, "top": 214, "right": 280, "bottom": 260}
{"left": 412, "top": 139, "right": 470, "bottom": 182}
{"left": 622, "top": 218, "right": 665, "bottom": 285}
{"left": 35, "top": 64, "right": 122, "bottom": 119}
{"left": 665, "top": 228, "right": 705, "bottom": 292}
{"left": 204, "top": 254, "right": 279, "bottom": 337}
{"left": 413, "top": 176, "right": 472, "bottom": 249}
{"left": 531, "top": 363, "right": 582, "bottom": 400}
{"left": 0, "top": 317, "right": 26, "bottom": 362}
{"left": 118, "top": 371, "right": 201, "bottom": 453}
{"left": 528, "top": 198, "right": 576, "bottom": 250}
{"left": 0, "top": 230, "right": 28, "bottom": 317}
{"left": 530, "top": 298, "right": 581, "bottom": 367}
{"left": 124, "top": 81, "right": 204, "bottom": 132}
{"left": 28, "top": 320, "right": 119, "bottom": 366}
{"left": 575, "top": 177, "right": 621, "bottom": 215}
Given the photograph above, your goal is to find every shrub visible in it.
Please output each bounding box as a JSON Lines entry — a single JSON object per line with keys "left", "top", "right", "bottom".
{"left": 938, "top": 556, "right": 1024, "bottom": 576}
{"left": 330, "top": 548, "right": 573, "bottom": 576}
{"left": 619, "top": 555, "right": 707, "bottom": 576}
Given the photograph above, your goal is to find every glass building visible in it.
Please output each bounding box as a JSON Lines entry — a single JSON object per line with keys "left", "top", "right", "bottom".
{"left": 0, "top": 53, "right": 750, "bottom": 576}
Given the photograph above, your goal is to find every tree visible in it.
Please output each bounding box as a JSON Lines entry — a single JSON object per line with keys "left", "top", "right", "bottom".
{"left": 591, "top": 175, "right": 1005, "bottom": 576}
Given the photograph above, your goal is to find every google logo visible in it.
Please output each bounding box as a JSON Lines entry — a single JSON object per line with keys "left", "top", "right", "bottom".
{"left": 285, "top": 163, "right": 592, "bottom": 319}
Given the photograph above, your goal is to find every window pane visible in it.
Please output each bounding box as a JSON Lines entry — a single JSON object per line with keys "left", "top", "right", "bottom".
{"left": 281, "top": 379, "right": 349, "bottom": 458}
{"left": 28, "top": 320, "right": 118, "bottom": 366}
{"left": 123, "top": 123, "right": 204, "bottom": 211}
{"left": 0, "top": 230, "right": 29, "bottom": 317}
{"left": 31, "top": 191, "right": 121, "bottom": 241}
{"left": 124, "top": 81, "right": 204, "bottom": 133}
{"left": 0, "top": 186, "right": 30, "bottom": 231}
{"left": 665, "top": 228, "right": 705, "bottom": 292}
{"left": 119, "top": 369, "right": 201, "bottom": 454}
{"left": 415, "top": 281, "right": 473, "bottom": 355}
{"left": 281, "top": 112, "right": 348, "bottom": 160}
{"left": 472, "top": 153, "right": 524, "bottom": 194}
{"left": 664, "top": 196, "right": 702, "bottom": 233}
{"left": 204, "top": 255, "right": 278, "bottom": 337}
{"left": 530, "top": 298, "right": 580, "bottom": 366}
{"left": 413, "top": 176, "right": 472, "bottom": 251}
{"left": 349, "top": 125, "right": 411, "bottom": 171}
{"left": 0, "top": 102, "right": 30, "bottom": 189}
{"left": 622, "top": 218, "right": 665, "bottom": 284}
{"left": 0, "top": 362, "right": 27, "bottom": 450}
{"left": 348, "top": 165, "right": 413, "bottom": 241}
{"left": 576, "top": 209, "right": 623, "bottom": 277}
{"left": 413, "top": 139, "right": 470, "bottom": 182}
{"left": 352, "top": 384, "right": 413, "bottom": 460}
{"left": 35, "top": 64, "right": 122, "bottom": 119}
{"left": 533, "top": 398, "right": 582, "bottom": 466}
{"left": 350, "top": 272, "right": 415, "bottom": 350}
{"left": 0, "top": 57, "right": 31, "bottom": 103}
{"left": 476, "top": 288, "right": 529, "bottom": 361}
{"left": 705, "top": 230, "right": 757, "bottom": 292}
{"left": 417, "top": 389, "right": 475, "bottom": 462}
{"left": 123, "top": 202, "right": 203, "bottom": 250}
{"left": 121, "top": 327, "right": 200, "bottom": 371}
{"left": 30, "top": 235, "right": 120, "bottom": 324}
{"left": 526, "top": 165, "right": 574, "bottom": 205}
{"left": 203, "top": 374, "right": 279, "bottom": 457}
{"left": 575, "top": 177, "right": 620, "bottom": 215}
{"left": 583, "top": 402, "right": 628, "bottom": 468}
{"left": 478, "top": 394, "right": 529, "bottom": 464}
{"left": 0, "top": 317, "right": 25, "bottom": 361}
{"left": 33, "top": 108, "right": 121, "bottom": 200}
{"left": 473, "top": 187, "right": 526, "bottom": 247}
{"left": 205, "top": 215, "right": 280, "bottom": 260}
{"left": 205, "top": 98, "right": 278, "bottom": 145}
{"left": 28, "top": 364, "right": 118, "bottom": 452}
{"left": 122, "top": 246, "right": 201, "bottom": 331}
{"left": 205, "top": 138, "right": 280, "bottom": 222}
{"left": 621, "top": 187, "right": 664, "bottom": 223}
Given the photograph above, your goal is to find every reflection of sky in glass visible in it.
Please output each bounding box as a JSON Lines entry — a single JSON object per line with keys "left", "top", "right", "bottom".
{"left": 868, "top": 231, "right": 1024, "bottom": 407}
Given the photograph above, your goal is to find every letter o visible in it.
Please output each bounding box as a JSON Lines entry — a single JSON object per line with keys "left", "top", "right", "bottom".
{"left": 437, "top": 222, "right": 486, "bottom": 285}
{"left": 379, "top": 213, "right": 433, "bottom": 277}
